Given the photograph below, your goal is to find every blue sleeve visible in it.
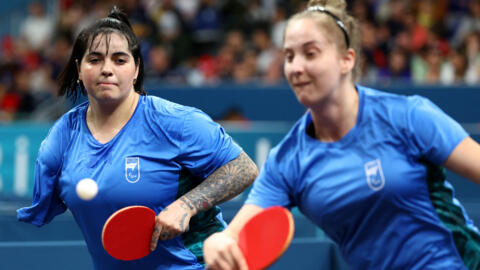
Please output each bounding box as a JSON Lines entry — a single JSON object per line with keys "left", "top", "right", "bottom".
{"left": 16, "top": 119, "right": 68, "bottom": 226}
{"left": 245, "top": 146, "right": 294, "bottom": 208}
{"left": 406, "top": 96, "right": 468, "bottom": 165}
{"left": 178, "top": 109, "right": 242, "bottom": 179}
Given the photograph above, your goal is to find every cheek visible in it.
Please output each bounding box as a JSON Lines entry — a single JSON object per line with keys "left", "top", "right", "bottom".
{"left": 79, "top": 65, "right": 96, "bottom": 81}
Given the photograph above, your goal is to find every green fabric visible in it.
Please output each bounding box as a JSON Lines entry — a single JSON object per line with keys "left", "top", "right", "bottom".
{"left": 176, "top": 169, "right": 225, "bottom": 265}
{"left": 423, "top": 160, "right": 480, "bottom": 270}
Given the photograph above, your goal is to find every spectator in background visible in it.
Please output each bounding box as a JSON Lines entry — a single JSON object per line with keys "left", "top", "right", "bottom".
{"left": 378, "top": 47, "right": 411, "bottom": 84}
{"left": 0, "top": 81, "right": 20, "bottom": 122}
{"left": 440, "top": 47, "right": 468, "bottom": 85}
{"left": 414, "top": 44, "right": 444, "bottom": 84}
{"left": 270, "top": 6, "right": 288, "bottom": 48}
{"left": 464, "top": 31, "right": 480, "bottom": 85}
{"left": 232, "top": 49, "right": 258, "bottom": 84}
{"left": 146, "top": 44, "right": 186, "bottom": 84}
{"left": 19, "top": 1, "right": 55, "bottom": 53}
{"left": 450, "top": 0, "right": 480, "bottom": 49}
{"left": 252, "top": 26, "right": 278, "bottom": 77}
{"left": 192, "top": 0, "right": 223, "bottom": 56}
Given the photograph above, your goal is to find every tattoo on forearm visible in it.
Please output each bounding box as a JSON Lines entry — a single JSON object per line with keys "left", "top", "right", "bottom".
{"left": 182, "top": 151, "right": 258, "bottom": 212}
{"left": 179, "top": 213, "right": 188, "bottom": 230}
{"left": 180, "top": 197, "right": 195, "bottom": 211}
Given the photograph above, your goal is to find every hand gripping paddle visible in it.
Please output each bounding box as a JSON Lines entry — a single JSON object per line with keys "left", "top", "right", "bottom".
{"left": 102, "top": 205, "right": 156, "bottom": 261}
{"left": 237, "top": 206, "right": 295, "bottom": 270}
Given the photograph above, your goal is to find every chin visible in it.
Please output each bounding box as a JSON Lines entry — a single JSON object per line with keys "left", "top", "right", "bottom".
{"left": 295, "top": 93, "right": 314, "bottom": 108}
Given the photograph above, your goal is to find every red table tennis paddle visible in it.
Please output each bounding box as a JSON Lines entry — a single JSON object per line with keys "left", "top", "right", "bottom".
{"left": 237, "top": 206, "right": 294, "bottom": 270}
{"left": 101, "top": 205, "right": 156, "bottom": 261}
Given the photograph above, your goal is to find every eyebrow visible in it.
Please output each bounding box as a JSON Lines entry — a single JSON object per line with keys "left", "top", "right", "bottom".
{"left": 86, "top": 51, "right": 131, "bottom": 57}
{"left": 283, "top": 40, "right": 320, "bottom": 52}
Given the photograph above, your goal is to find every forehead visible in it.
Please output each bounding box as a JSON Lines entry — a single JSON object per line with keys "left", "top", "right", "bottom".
{"left": 283, "top": 17, "right": 329, "bottom": 49}
{"left": 87, "top": 32, "right": 131, "bottom": 54}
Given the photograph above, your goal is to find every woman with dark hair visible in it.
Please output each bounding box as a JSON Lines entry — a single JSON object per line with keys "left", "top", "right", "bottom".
{"left": 17, "top": 7, "right": 258, "bottom": 270}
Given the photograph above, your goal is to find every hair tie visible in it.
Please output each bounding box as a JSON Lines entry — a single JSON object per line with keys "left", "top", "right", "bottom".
{"left": 307, "top": 6, "right": 350, "bottom": 48}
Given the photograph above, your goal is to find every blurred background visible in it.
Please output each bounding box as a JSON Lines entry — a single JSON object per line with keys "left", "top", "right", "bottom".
{"left": 1, "top": 0, "right": 480, "bottom": 269}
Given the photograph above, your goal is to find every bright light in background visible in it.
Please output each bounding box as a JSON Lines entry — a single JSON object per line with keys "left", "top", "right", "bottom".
{"left": 14, "top": 136, "right": 29, "bottom": 197}
{"left": 255, "top": 138, "right": 271, "bottom": 169}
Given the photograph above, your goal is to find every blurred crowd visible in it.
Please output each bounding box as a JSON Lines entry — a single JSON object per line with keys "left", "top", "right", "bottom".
{"left": 1, "top": 0, "right": 480, "bottom": 122}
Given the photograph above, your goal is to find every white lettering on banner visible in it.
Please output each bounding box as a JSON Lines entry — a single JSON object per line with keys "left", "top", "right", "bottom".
{"left": 255, "top": 138, "right": 271, "bottom": 169}
{"left": 14, "top": 136, "right": 29, "bottom": 197}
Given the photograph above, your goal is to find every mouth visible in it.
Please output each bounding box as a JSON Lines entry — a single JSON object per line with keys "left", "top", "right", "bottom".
{"left": 293, "top": 81, "right": 310, "bottom": 88}
{"left": 97, "top": 82, "right": 117, "bottom": 86}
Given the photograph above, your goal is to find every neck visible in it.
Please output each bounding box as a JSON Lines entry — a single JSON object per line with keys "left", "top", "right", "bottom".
{"left": 87, "top": 92, "right": 139, "bottom": 143}
{"left": 309, "top": 83, "right": 359, "bottom": 142}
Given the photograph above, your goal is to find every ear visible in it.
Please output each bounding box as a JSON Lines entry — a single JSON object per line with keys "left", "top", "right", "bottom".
{"left": 135, "top": 65, "right": 140, "bottom": 80}
{"left": 134, "top": 60, "right": 140, "bottom": 82}
{"left": 340, "top": 48, "right": 356, "bottom": 75}
{"left": 76, "top": 59, "right": 82, "bottom": 81}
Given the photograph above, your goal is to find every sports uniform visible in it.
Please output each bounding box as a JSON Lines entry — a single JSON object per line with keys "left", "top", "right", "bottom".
{"left": 245, "top": 86, "right": 480, "bottom": 270}
{"left": 18, "top": 95, "right": 242, "bottom": 269}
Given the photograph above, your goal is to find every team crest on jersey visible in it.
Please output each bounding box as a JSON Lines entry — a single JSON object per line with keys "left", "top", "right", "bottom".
{"left": 364, "top": 159, "right": 385, "bottom": 191}
{"left": 125, "top": 157, "right": 140, "bottom": 183}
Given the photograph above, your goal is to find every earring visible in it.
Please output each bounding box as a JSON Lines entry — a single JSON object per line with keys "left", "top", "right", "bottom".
{"left": 133, "top": 78, "right": 137, "bottom": 85}
{"left": 77, "top": 79, "right": 80, "bottom": 84}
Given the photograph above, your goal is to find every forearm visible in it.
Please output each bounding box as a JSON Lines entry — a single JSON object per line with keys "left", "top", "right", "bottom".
{"left": 178, "top": 151, "right": 258, "bottom": 215}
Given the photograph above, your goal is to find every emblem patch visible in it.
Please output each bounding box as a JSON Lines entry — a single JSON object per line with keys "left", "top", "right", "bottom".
{"left": 364, "top": 159, "right": 385, "bottom": 191}
{"left": 125, "top": 157, "right": 140, "bottom": 183}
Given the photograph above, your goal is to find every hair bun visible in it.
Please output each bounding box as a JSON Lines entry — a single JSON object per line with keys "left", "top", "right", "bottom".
{"left": 107, "top": 6, "right": 132, "bottom": 28}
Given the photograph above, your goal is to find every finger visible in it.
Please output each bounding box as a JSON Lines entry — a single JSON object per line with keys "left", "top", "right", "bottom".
{"left": 230, "top": 245, "right": 248, "bottom": 270}
{"left": 150, "top": 217, "right": 161, "bottom": 251}
{"left": 217, "top": 253, "right": 237, "bottom": 270}
{"left": 217, "top": 247, "right": 241, "bottom": 270}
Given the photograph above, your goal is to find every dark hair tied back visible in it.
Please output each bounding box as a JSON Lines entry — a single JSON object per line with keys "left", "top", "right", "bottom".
{"left": 108, "top": 6, "right": 132, "bottom": 29}
{"left": 57, "top": 6, "right": 146, "bottom": 101}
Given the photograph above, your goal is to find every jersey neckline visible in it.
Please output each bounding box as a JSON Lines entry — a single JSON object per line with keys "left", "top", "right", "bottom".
{"left": 303, "top": 85, "right": 365, "bottom": 148}
{"left": 82, "top": 95, "right": 144, "bottom": 146}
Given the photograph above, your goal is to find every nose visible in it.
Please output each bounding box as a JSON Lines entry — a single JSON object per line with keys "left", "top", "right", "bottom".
{"left": 285, "top": 57, "right": 305, "bottom": 77}
{"left": 101, "top": 60, "right": 113, "bottom": 77}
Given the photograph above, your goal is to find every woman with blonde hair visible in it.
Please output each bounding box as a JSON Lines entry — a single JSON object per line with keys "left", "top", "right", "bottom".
{"left": 203, "top": 0, "right": 480, "bottom": 269}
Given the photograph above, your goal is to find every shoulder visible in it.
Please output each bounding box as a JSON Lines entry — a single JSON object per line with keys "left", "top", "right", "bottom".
{"left": 45, "top": 102, "right": 88, "bottom": 142}
{"left": 139, "top": 95, "right": 217, "bottom": 141}
{"left": 38, "top": 103, "right": 87, "bottom": 167}
{"left": 358, "top": 85, "right": 437, "bottom": 124}
{"left": 141, "top": 95, "right": 207, "bottom": 122}
{"left": 359, "top": 85, "right": 434, "bottom": 111}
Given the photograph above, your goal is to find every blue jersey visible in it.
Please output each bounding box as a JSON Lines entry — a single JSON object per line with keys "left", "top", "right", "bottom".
{"left": 246, "top": 86, "right": 479, "bottom": 269}
{"left": 17, "top": 95, "right": 242, "bottom": 269}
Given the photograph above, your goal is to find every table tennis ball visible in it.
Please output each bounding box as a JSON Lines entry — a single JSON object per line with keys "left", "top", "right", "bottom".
{"left": 76, "top": 178, "right": 98, "bottom": 201}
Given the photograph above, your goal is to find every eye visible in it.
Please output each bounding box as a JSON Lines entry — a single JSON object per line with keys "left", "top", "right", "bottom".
{"left": 88, "top": 57, "right": 100, "bottom": 64}
{"left": 284, "top": 53, "right": 293, "bottom": 63}
{"left": 305, "top": 51, "right": 316, "bottom": 59}
{"left": 116, "top": 58, "right": 127, "bottom": 64}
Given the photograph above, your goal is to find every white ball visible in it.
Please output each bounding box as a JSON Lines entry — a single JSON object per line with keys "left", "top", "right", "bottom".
{"left": 76, "top": 178, "right": 98, "bottom": 201}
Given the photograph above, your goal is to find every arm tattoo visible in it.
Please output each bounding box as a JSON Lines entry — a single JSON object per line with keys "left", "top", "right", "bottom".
{"left": 180, "top": 197, "right": 195, "bottom": 211}
{"left": 179, "top": 213, "right": 188, "bottom": 231}
{"left": 182, "top": 151, "right": 258, "bottom": 213}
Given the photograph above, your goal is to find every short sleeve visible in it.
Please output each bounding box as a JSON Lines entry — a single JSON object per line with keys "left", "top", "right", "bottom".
{"left": 17, "top": 119, "right": 68, "bottom": 226}
{"left": 178, "top": 109, "right": 242, "bottom": 179}
{"left": 406, "top": 96, "right": 468, "bottom": 165}
{"left": 245, "top": 146, "right": 294, "bottom": 208}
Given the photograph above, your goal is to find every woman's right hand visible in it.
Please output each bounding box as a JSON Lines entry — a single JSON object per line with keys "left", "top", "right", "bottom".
{"left": 203, "top": 231, "right": 249, "bottom": 270}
